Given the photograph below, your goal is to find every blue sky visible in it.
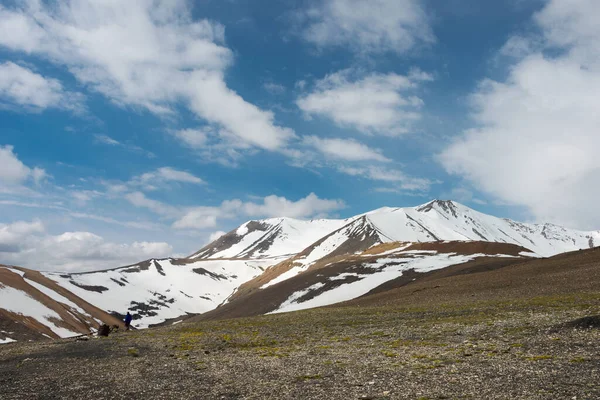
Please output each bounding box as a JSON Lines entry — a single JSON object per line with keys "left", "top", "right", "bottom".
{"left": 1, "top": 0, "right": 599, "bottom": 271}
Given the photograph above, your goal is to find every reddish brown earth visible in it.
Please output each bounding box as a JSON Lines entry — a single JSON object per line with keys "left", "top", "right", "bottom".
{"left": 193, "top": 241, "right": 533, "bottom": 321}
{"left": 0, "top": 265, "right": 124, "bottom": 342}
{"left": 345, "top": 246, "right": 600, "bottom": 309}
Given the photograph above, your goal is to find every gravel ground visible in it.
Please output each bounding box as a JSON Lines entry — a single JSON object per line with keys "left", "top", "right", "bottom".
{"left": 1, "top": 294, "right": 599, "bottom": 400}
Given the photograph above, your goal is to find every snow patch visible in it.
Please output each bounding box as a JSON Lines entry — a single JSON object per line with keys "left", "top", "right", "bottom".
{"left": 0, "top": 285, "right": 78, "bottom": 338}
{"left": 271, "top": 251, "right": 496, "bottom": 314}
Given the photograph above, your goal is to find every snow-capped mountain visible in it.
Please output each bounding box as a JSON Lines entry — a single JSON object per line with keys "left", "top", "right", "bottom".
{"left": 43, "top": 257, "right": 279, "bottom": 329}
{"left": 2, "top": 199, "right": 599, "bottom": 342}
{"left": 197, "top": 201, "right": 599, "bottom": 268}
{"left": 204, "top": 200, "right": 600, "bottom": 290}
{"left": 190, "top": 217, "right": 352, "bottom": 259}
{"left": 192, "top": 240, "right": 535, "bottom": 321}
{"left": 0, "top": 265, "right": 123, "bottom": 343}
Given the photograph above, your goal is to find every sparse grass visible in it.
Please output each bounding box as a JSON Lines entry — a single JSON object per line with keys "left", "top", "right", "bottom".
{"left": 570, "top": 357, "right": 588, "bottom": 363}
{"left": 127, "top": 347, "right": 139, "bottom": 357}
{"left": 9, "top": 290, "right": 597, "bottom": 399}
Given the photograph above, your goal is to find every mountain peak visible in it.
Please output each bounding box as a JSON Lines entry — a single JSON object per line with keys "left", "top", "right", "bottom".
{"left": 416, "top": 199, "right": 461, "bottom": 215}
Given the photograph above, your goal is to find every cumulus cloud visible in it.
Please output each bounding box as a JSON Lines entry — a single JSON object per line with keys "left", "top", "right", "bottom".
{"left": 169, "top": 193, "right": 345, "bottom": 230}
{"left": 297, "top": 69, "right": 432, "bottom": 135}
{"left": 172, "top": 210, "right": 220, "bottom": 230}
{"left": 0, "top": 220, "right": 44, "bottom": 253}
{"left": 302, "top": 136, "right": 389, "bottom": 162}
{"left": 173, "top": 128, "right": 209, "bottom": 149}
{"left": 0, "top": 0, "right": 293, "bottom": 150}
{"left": 299, "top": 0, "right": 434, "bottom": 54}
{"left": 0, "top": 219, "right": 172, "bottom": 271}
{"left": 242, "top": 193, "right": 345, "bottom": 219}
{"left": 439, "top": 0, "right": 600, "bottom": 229}
{"left": 120, "top": 167, "right": 205, "bottom": 192}
{"left": 0, "top": 145, "right": 47, "bottom": 188}
{"left": 0, "top": 62, "right": 84, "bottom": 113}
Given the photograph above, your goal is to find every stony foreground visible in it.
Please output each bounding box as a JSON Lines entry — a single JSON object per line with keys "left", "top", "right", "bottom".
{"left": 1, "top": 292, "right": 599, "bottom": 399}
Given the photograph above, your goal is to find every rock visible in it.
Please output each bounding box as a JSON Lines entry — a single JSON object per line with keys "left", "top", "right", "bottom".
{"left": 97, "top": 324, "right": 110, "bottom": 337}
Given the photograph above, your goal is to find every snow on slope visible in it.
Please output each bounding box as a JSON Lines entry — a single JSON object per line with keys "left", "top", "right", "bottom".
{"left": 271, "top": 249, "right": 512, "bottom": 314}
{"left": 0, "top": 285, "right": 77, "bottom": 338}
{"left": 191, "top": 217, "right": 352, "bottom": 259}
{"left": 44, "top": 257, "right": 279, "bottom": 328}
{"left": 5, "top": 199, "right": 598, "bottom": 336}
{"left": 366, "top": 201, "right": 600, "bottom": 257}
{"left": 251, "top": 201, "right": 599, "bottom": 289}
{"left": 0, "top": 337, "right": 16, "bottom": 344}
{"left": 0, "top": 265, "right": 123, "bottom": 342}
{"left": 281, "top": 200, "right": 600, "bottom": 269}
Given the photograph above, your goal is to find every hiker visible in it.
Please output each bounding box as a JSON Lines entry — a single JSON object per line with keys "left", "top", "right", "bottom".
{"left": 124, "top": 312, "right": 133, "bottom": 330}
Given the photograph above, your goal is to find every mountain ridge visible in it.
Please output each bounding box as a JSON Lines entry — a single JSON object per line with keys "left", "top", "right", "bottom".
{"left": 2, "top": 199, "right": 599, "bottom": 343}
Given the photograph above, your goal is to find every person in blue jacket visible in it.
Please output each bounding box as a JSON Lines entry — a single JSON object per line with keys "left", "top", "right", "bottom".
{"left": 124, "top": 312, "right": 133, "bottom": 330}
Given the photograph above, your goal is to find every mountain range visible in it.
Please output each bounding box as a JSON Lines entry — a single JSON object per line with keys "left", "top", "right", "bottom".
{"left": 1, "top": 200, "right": 599, "bottom": 344}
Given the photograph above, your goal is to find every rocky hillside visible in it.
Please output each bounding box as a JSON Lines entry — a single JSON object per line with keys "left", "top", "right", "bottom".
{"left": 43, "top": 257, "right": 280, "bottom": 329}
{"left": 0, "top": 265, "right": 123, "bottom": 343}
{"left": 2, "top": 200, "right": 599, "bottom": 343}
{"left": 193, "top": 240, "right": 533, "bottom": 320}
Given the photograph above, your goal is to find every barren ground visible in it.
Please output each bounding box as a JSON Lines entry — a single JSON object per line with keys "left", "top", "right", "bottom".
{"left": 1, "top": 292, "right": 599, "bottom": 399}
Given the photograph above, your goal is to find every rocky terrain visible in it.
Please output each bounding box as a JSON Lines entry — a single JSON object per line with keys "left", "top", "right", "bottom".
{"left": 1, "top": 247, "right": 599, "bottom": 399}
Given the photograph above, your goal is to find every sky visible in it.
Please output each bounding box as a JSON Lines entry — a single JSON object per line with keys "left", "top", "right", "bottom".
{"left": 1, "top": 0, "right": 599, "bottom": 272}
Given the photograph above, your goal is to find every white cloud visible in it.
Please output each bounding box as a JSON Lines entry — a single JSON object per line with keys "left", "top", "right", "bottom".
{"left": 139, "top": 167, "right": 204, "bottom": 186}
{"left": 242, "top": 193, "right": 345, "bottom": 219}
{"left": 0, "top": 220, "right": 172, "bottom": 271}
{"left": 439, "top": 0, "right": 600, "bottom": 229}
{"left": 0, "top": 62, "right": 84, "bottom": 113}
{"left": 170, "top": 193, "right": 345, "bottom": 230}
{"left": 0, "top": 220, "right": 44, "bottom": 252}
{"left": 173, "top": 128, "right": 209, "bottom": 149}
{"left": 440, "top": 187, "right": 487, "bottom": 206}
{"left": 297, "top": 69, "right": 432, "bottom": 135}
{"left": 94, "top": 134, "right": 155, "bottom": 158}
{"left": 299, "top": 0, "right": 434, "bottom": 54}
{"left": 263, "top": 82, "right": 286, "bottom": 95}
{"left": 125, "top": 192, "right": 179, "bottom": 217}
{"left": 69, "top": 212, "right": 159, "bottom": 231}
{"left": 208, "top": 230, "right": 226, "bottom": 242}
{"left": 0, "top": 145, "right": 47, "bottom": 187}
{"left": 302, "top": 136, "right": 389, "bottom": 162}
{"left": 94, "top": 134, "right": 120, "bottom": 146}
{"left": 499, "top": 36, "right": 539, "bottom": 58}
{"left": 0, "top": 1, "right": 294, "bottom": 151}
{"left": 71, "top": 190, "right": 103, "bottom": 204}
{"left": 172, "top": 210, "right": 219, "bottom": 230}
{"left": 339, "top": 166, "right": 432, "bottom": 192}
